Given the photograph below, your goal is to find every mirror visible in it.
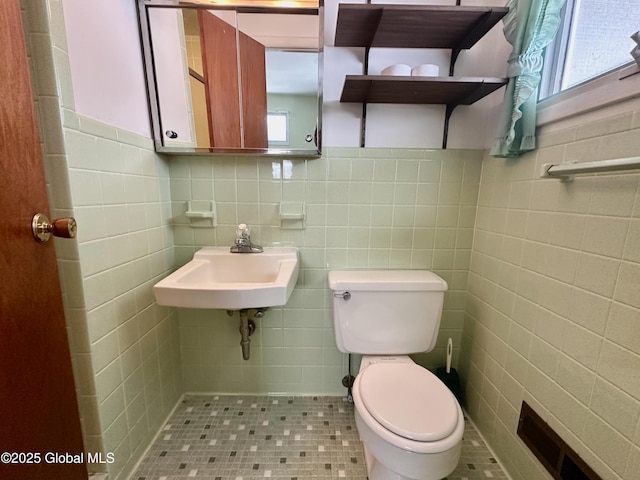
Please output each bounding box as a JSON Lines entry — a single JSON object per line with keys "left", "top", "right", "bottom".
{"left": 137, "top": 0, "right": 323, "bottom": 156}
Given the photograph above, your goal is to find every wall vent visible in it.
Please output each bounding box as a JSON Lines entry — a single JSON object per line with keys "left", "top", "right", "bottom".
{"left": 517, "top": 401, "right": 602, "bottom": 480}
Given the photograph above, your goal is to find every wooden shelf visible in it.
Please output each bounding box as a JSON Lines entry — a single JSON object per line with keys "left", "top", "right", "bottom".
{"left": 335, "top": 4, "right": 509, "bottom": 49}
{"left": 340, "top": 75, "right": 508, "bottom": 105}
{"left": 334, "top": 3, "right": 509, "bottom": 147}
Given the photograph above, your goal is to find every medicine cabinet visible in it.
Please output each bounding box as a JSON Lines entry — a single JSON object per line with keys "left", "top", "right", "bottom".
{"left": 137, "top": 0, "right": 323, "bottom": 156}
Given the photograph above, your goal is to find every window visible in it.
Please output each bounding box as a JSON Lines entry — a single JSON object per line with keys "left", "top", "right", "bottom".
{"left": 539, "top": 0, "right": 640, "bottom": 100}
{"left": 267, "top": 111, "right": 289, "bottom": 146}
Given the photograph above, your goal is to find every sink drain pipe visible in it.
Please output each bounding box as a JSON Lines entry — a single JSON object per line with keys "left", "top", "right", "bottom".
{"left": 238, "top": 309, "right": 254, "bottom": 360}
{"left": 236, "top": 308, "right": 265, "bottom": 360}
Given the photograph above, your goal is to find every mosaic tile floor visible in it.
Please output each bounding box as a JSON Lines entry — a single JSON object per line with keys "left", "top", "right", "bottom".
{"left": 132, "top": 395, "right": 509, "bottom": 480}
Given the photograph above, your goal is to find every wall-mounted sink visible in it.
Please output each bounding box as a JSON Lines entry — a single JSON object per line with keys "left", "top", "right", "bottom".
{"left": 154, "top": 246, "right": 299, "bottom": 310}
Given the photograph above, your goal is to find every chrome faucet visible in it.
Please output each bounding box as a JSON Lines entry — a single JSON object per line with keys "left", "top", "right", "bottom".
{"left": 230, "top": 223, "right": 263, "bottom": 253}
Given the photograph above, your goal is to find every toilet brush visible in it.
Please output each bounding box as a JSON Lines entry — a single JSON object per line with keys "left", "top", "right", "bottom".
{"left": 436, "top": 338, "right": 462, "bottom": 403}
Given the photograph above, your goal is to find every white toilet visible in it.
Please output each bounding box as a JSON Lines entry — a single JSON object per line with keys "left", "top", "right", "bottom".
{"left": 328, "top": 270, "right": 464, "bottom": 480}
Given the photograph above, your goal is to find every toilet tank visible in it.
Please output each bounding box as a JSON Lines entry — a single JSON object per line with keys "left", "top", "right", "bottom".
{"left": 328, "top": 270, "right": 448, "bottom": 354}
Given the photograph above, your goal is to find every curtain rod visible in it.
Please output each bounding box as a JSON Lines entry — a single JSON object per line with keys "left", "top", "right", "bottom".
{"left": 539, "top": 156, "right": 640, "bottom": 181}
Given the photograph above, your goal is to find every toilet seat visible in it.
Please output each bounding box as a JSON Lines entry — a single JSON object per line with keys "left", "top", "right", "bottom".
{"left": 358, "top": 362, "right": 458, "bottom": 442}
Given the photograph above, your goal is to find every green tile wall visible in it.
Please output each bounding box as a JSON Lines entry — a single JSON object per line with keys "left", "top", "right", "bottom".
{"left": 462, "top": 108, "right": 640, "bottom": 480}
{"left": 22, "top": 2, "right": 183, "bottom": 480}
{"left": 169, "top": 147, "right": 483, "bottom": 393}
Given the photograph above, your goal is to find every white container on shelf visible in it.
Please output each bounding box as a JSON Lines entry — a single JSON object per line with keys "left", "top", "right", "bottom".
{"left": 411, "top": 64, "right": 439, "bottom": 77}
{"left": 381, "top": 64, "right": 411, "bottom": 76}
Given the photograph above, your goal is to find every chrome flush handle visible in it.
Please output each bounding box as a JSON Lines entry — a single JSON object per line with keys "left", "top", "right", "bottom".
{"left": 333, "top": 291, "right": 351, "bottom": 301}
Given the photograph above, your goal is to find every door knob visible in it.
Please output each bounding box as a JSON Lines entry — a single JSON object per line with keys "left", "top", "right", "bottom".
{"left": 32, "top": 213, "right": 77, "bottom": 243}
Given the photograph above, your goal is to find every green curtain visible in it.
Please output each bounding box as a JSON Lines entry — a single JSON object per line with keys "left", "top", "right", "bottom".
{"left": 490, "top": 0, "right": 566, "bottom": 158}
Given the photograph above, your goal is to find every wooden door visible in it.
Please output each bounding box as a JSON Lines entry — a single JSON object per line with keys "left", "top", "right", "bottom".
{"left": 198, "top": 10, "right": 243, "bottom": 147}
{"left": 0, "top": 2, "right": 86, "bottom": 479}
{"left": 239, "top": 30, "right": 268, "bottom": 149}
{"left": 198, "top": 10, "right": 268, "bottom": 148}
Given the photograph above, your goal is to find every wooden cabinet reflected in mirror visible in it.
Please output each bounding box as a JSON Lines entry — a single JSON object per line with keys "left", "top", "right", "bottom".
{"left": 137, "top": 1, "right": 322, "bottom": 156}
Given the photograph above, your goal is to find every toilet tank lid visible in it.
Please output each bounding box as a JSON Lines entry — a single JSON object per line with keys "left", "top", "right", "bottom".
{"left": 328, "top": 270, "right": 448, "bottom": 292}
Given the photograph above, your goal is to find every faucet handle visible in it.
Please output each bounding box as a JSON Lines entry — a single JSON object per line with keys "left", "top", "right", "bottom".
{"left": 236, "top": 223, "right": 250, "bottom": 240}
{"left": 231, "top": 223, "right": 262, "bottom": 253}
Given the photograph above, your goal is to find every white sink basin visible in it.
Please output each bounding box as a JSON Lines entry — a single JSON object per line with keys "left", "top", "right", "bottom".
{"left": 154, "top": 246, "right": 299, "bottom": 310}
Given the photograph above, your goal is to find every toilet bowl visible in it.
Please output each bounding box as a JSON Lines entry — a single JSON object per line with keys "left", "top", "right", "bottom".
{"left": 353, "top": 356, "right": 464, "bottom": 480}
